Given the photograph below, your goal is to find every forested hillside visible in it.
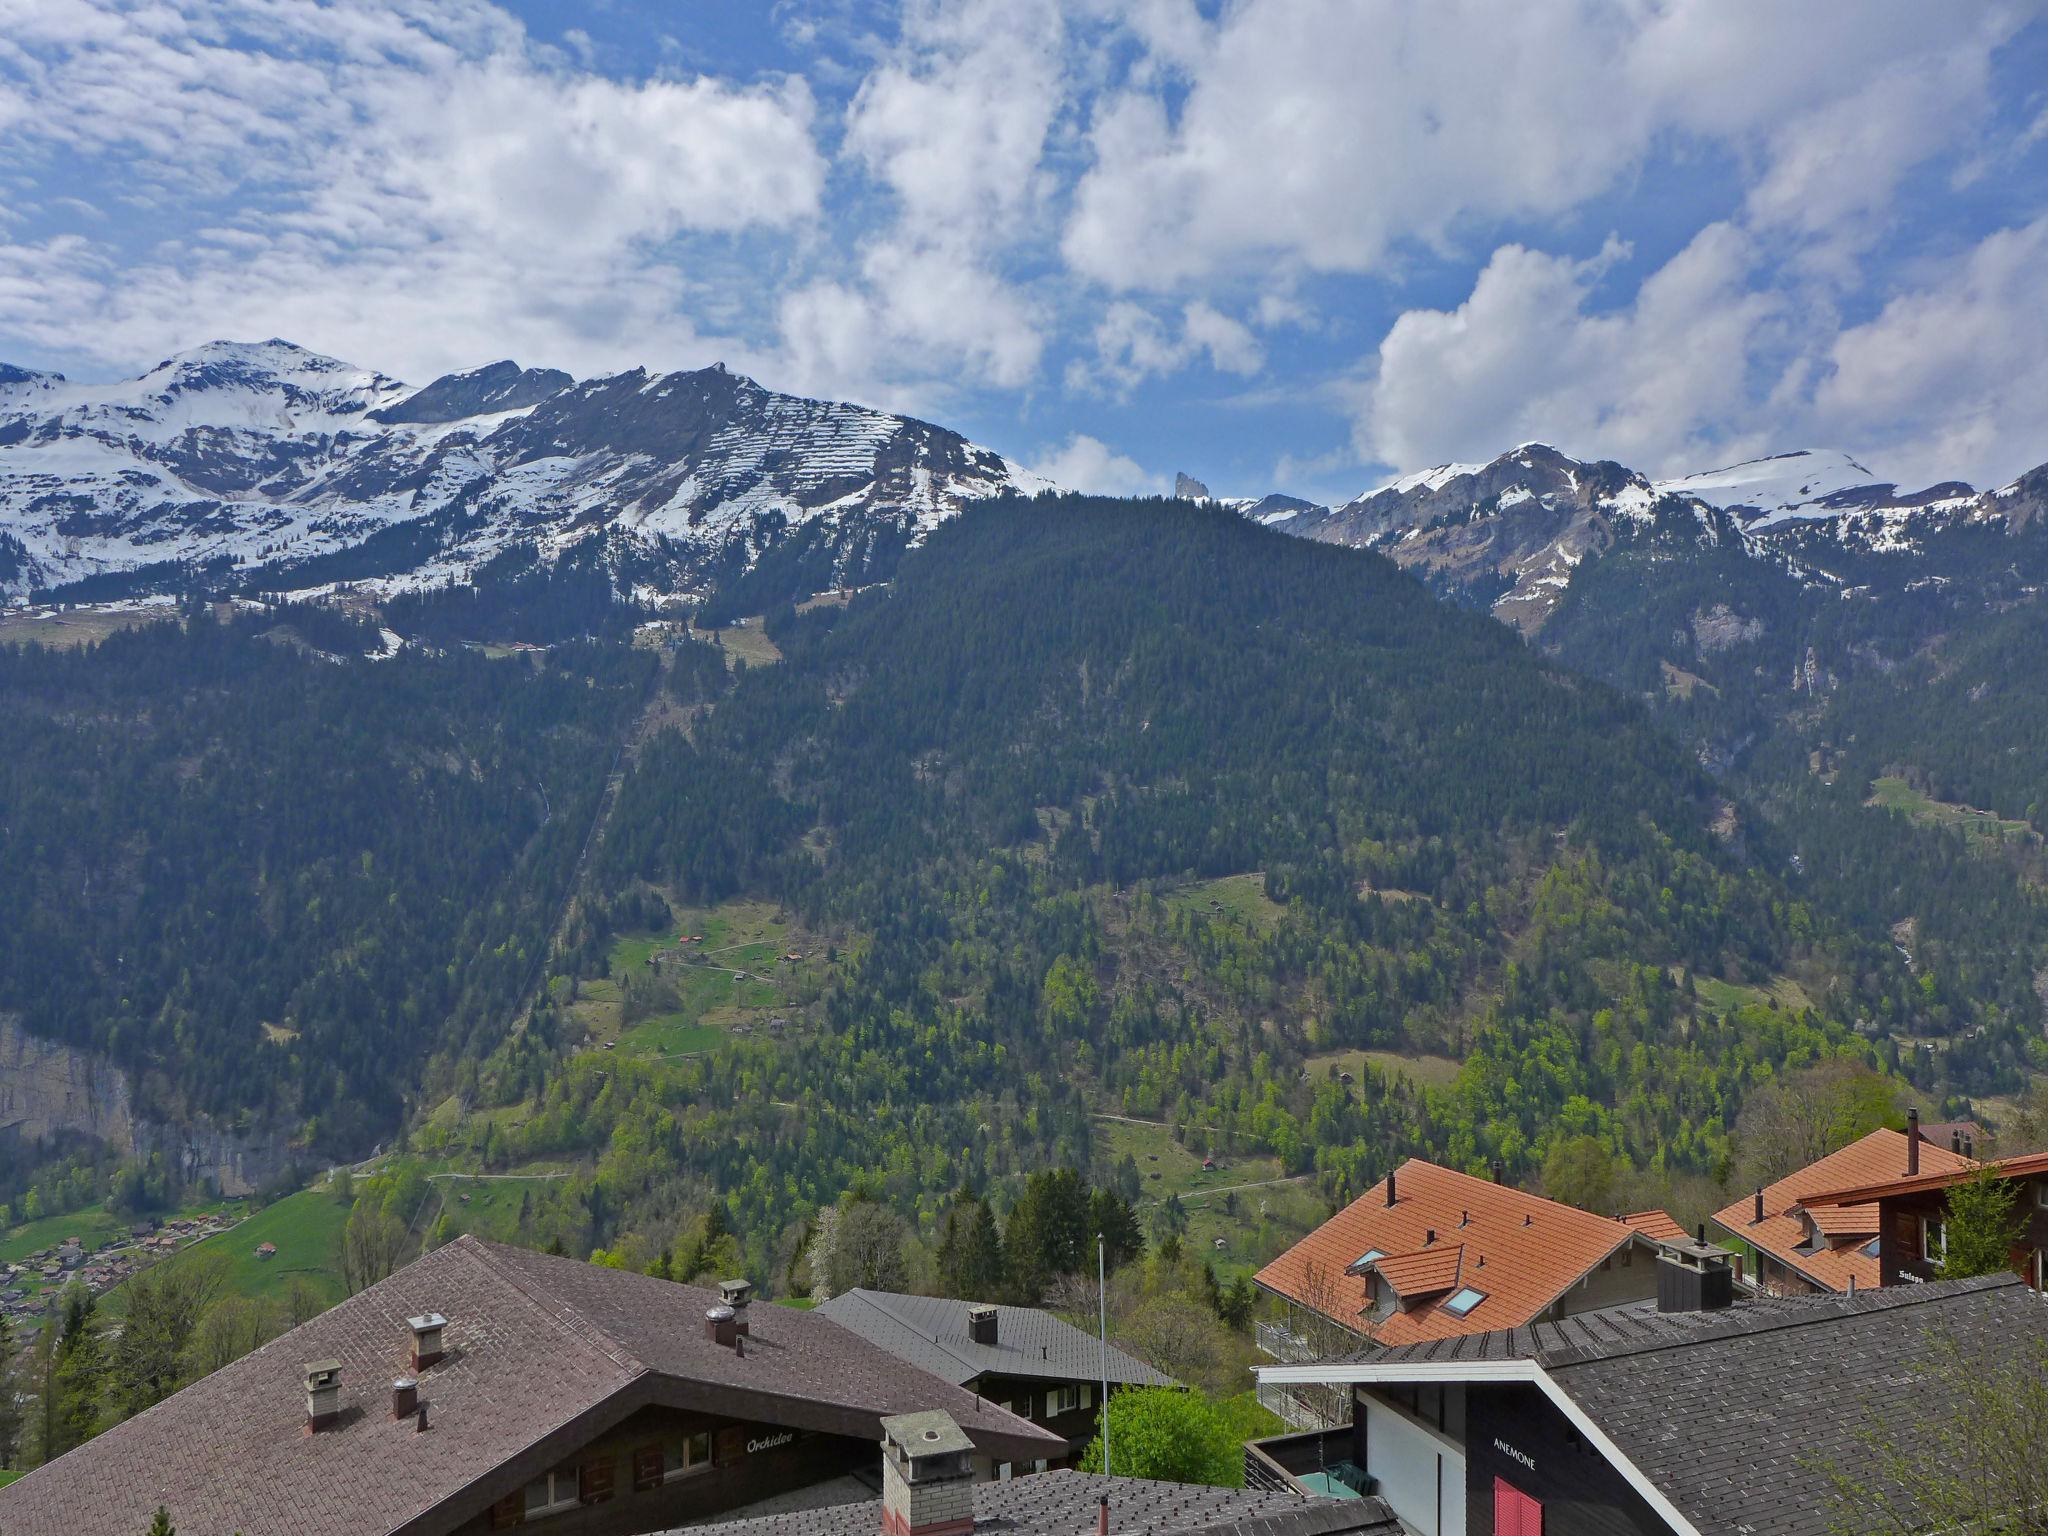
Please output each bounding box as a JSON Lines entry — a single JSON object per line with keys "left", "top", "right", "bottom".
{"left": 1543, "top": 516, "right": 2048, "bottom": 1094}
{"left": 0, "top": 608, "right": 653, "bottom": 1165}
{"left": 415, "top": 498, "right": 1930, "bottom": 1276}
{"left": 0, "top": 496, "right": 2019, "bottom": 1293}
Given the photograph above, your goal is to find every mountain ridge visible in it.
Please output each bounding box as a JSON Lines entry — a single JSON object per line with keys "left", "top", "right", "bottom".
{"left": 0, "top": 339, "right": 1042, "bottom": 604}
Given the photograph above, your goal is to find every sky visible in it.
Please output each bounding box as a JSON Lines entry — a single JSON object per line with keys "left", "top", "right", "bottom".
{"left": 0, "top": 1, "right": 2045, "bottom": 504}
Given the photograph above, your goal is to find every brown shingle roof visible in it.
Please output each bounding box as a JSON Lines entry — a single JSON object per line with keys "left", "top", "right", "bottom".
{"left": 1252, "top": 1159, "right": 1638, "bottom": 1346}
{"left": 0, "top": 1235, "right": 1060, "bottom": 1536}
{"left": 1708, "top": 1128, "right": 1976, "bottom": 1292}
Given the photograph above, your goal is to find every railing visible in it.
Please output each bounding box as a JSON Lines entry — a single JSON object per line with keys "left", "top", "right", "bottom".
{"left": 1256, "top": 1377, "right": 1352, "bottom": 1432}
{"left": 1255, "top": 1320, "right": 1320, "bottom": 1363}
{"left": 1245, "top": 1428, "right": 1373, "bottom": 1497}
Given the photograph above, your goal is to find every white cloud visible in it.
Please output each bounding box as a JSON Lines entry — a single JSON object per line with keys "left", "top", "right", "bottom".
{"left": 1063, "top": 0, "right": 2023, "bottom": 290}
{"left": 842, "top": 0, "right": 1065, "bottom": 243}
{"left": 776, "top": 244, "right": 1044, "bottom": 405}
{"left": 1024, "top": 432, "right": 1156, "bottom": 496}
{"left": 1073, "top": 299, "right": 1264, "bottom": 394}
{"left": 1815, "top": 215, "right": 2048, "bottom": 489}
{"left": 1360, "top": 225, "right": 1786, "bottom": 476}
{"left": 0, "top": 0, "right": 825, "bottom": 381}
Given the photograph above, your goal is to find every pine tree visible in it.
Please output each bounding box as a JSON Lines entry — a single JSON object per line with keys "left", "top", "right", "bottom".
{"left": 148, "top": 1504, "right": 175, "bottom": 1536}
{"left": 51, "top": 1284, "right": 108, "bottom": 1457}
{"left": 0, "top": 1310, "right": 22, "bottom": 1468}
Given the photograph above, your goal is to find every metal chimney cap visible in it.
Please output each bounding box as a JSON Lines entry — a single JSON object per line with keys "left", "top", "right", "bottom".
{"left": 706, "top": 1304, "right": 736, "bottom": 1321}
{"left": 392, "top": 1376, "right": 417, "bottom": 1390}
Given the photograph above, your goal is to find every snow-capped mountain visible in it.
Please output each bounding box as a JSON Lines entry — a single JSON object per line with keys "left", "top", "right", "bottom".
{"left": 1271, "top": 441, "right": 2048, "bottom": 630}
{"left": 1283, "top": 443, "right": 1674, "bottom": 629}
{"left": 0, "top": 339, "right": 1043, "bottom": 602}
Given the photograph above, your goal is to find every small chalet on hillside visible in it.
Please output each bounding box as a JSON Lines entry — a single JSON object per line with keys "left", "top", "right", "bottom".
{"left": 1708, "top": 1117, "right": 1976, "bottom": 1293}
{"left": 1791, "top": 1142, "right": 2048, "bottom": 1291}
{"left": 813, "top": 1289, "right": 1176, "bottom": 1471}
{"left": 1253, "top": 1159, "right": 1684, "bottom": 1427}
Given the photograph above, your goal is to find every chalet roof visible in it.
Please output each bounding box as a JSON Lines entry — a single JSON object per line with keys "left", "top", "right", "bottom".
{"left": 1362, "top": 1246, "right": 1463, "bottom": 1298}
{"left": 1253, "top": 1159, "right": 1641, "bottom": 1346}
{"left": 685, "top": 1468, "right": 1400, "bottom": 1536}
{"left": 814, "top": 1289, "right": 1176, "bottom": 1389}
{"left": 1267, "top": 1275, "right": 2046, "bottom": 1536}
{"left": 1617, "top": 1209, "right": 1686, "bottom": 1244}
{"left": 0, "top": 1235, "right": 1060, "bottom": 1536}
{"left": 1797, "top": 1145, "right": 2048, "bottom": 1208}
{"left": 1708, "top": 1128, "right": 1974, "bottom": 1292}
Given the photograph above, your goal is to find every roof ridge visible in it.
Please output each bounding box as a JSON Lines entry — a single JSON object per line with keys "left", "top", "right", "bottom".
{"left": 1543, "top": 1273, "right": 2026, "bottom": 1369}
{"left": 465, "top": 1237, "right": 654, "bottom": 1376}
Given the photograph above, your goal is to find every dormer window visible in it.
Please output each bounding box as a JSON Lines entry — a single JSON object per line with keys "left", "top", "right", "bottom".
{"left": 1444, "top": 1287, "right": 1488, "bottom": 1317}
{"left": 1355, "top": 1249, "right": 1385, "bottom": 1268}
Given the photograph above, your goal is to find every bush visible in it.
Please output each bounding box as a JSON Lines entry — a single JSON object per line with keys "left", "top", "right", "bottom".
{"left": 1078, "top": 1386, "right": 1243, "bottom": 1487}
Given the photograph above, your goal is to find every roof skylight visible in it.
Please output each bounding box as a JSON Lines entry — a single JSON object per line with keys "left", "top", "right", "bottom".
{"left": 1443, "top": 1287, "right": 1487, "bottom": 1316}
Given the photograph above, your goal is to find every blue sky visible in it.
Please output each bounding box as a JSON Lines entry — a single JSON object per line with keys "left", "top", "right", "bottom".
{"left": 1, "top": 1, "right": 2045, "bottom": 501}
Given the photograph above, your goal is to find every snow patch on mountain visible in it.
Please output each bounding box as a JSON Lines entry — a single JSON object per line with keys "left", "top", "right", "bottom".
{"left": 0, "top": 340, "right": 1047, "bottom": 602}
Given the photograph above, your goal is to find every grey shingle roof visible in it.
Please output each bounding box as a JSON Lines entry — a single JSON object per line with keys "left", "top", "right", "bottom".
{"left": 683, "top": 1468, "right": 1399, "bottom": 1536}
{"left": 1311, "top": 1275, "right": 2047, "bottom": 1536}
{"left": 0, "top": 1235, "right": 1063, "bottom": 1536}
{"left": 815, "top": 1289, "right": 1178, "bottom": 1388}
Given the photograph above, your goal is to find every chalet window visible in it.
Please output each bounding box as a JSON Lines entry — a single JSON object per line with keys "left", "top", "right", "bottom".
{"left": 2035, "top": 1182, "right": 2048, "bottom": 1211}
{"left": 524, "top": 1467, "right": 580, "bottom": 1518}
{"left": 661, "top": 1431, "right": 713, "bottom": 1482}
{"left": 1080, "top": 1383, "right": 1094, "bottom": 1409}
{"left": 1046, "top": 1385, "right": 1081, "bottom": 1416}
{"left": 580, "top": 1455, "right": 615, "bottom": 1505}
{"left": 1494, "top": 1476, "right": 1543, "bottom": 1536}
{"left": 1921, "top": 1217, "right": 1946, "bottom": 1262}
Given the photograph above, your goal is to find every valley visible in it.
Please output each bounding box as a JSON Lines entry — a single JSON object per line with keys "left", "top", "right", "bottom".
{"left": 2, "top": 351, "right": 2046, "bottom": 1501}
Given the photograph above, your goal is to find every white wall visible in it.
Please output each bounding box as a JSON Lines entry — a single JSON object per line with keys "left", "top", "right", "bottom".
{"left": 1359, "top": 1389, "right": 1466, "bottom": 1536}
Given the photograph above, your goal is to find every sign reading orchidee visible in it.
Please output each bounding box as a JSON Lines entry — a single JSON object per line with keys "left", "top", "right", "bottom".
{"left": 747, "top": 1431, "right": 796, "bottom": 1455}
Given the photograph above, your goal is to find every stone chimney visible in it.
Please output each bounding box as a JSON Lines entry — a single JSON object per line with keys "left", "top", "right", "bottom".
{"left": 304, "top": 1360, "right": 342, "bottom": 1432}
{"left": 966, "top": 1304, "right": 998, "bottom": 1348}
{"left": 409, "top": 1313, "right": 447, "bottom": 1371}
{"left": 880, "top": 1411, "right": 976, "bottom": 1536}
{"left": 1907, "top": 1109, "right": 1920, "bottom": 1175}
{"left": 719, "top": 1279, "right": 754, "bottom": 1336}
{"left": 705, "top": 1304, "right": 738, "bottom": 1348}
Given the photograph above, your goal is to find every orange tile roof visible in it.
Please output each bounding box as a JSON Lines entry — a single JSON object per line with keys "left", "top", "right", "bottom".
{"left": 1366, "top": 1246, "right": 1464, "bottom": 1299}
{"left": 1252, "top": 1158, "right": 1637, "bottom": 1346}
{"left": 1799, "top": 1203, "right": 1878, "bottom": 1239}
{"left": 1709, "top": 1128, "right": 1976, "bottom": 1293}
{"left": 1798, "top": 1145, "right": 2048, "bottom": 1208}
{"left": 1619, "top": 1209, "right": 1686, "bottom": 1243}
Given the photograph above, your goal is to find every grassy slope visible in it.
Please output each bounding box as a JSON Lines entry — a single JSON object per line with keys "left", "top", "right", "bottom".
{"left": 104, "top": 1189, "right": 351, "bottom": 1316}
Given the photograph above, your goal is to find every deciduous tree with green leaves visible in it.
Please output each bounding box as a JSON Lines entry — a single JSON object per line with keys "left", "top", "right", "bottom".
{"left": 1078, "top": 1386, "right": 1243, "bottom": 1488}
{"left": 1938, "top": 1168, "right": 2026, "bottom": 1280}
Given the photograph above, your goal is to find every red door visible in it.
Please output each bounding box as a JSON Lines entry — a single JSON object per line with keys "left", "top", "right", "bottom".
{"left": 1495, "top": 1476, "right": 1543, "bottom": 1536}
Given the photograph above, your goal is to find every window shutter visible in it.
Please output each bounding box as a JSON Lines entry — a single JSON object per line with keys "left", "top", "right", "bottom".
{"left": 1495, "top": 1476, "right": 1542, "bottom": 1536}
{"left": 488, "top": 1492, "right": 524, "bottom": 1530}
{"left": 632, "top": 1444, "right": 663, "bottom": 1493}
{"left": 580, "top": 1454, "right": 616, "bottom": 1504}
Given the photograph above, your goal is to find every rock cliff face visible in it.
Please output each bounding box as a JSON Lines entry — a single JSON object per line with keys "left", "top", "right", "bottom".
{"left": 0, "top": 1012, "right": 134, "bottom": 1148}
{"left": 0, "top": 1014, "right": 296, "bottom": 1195}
